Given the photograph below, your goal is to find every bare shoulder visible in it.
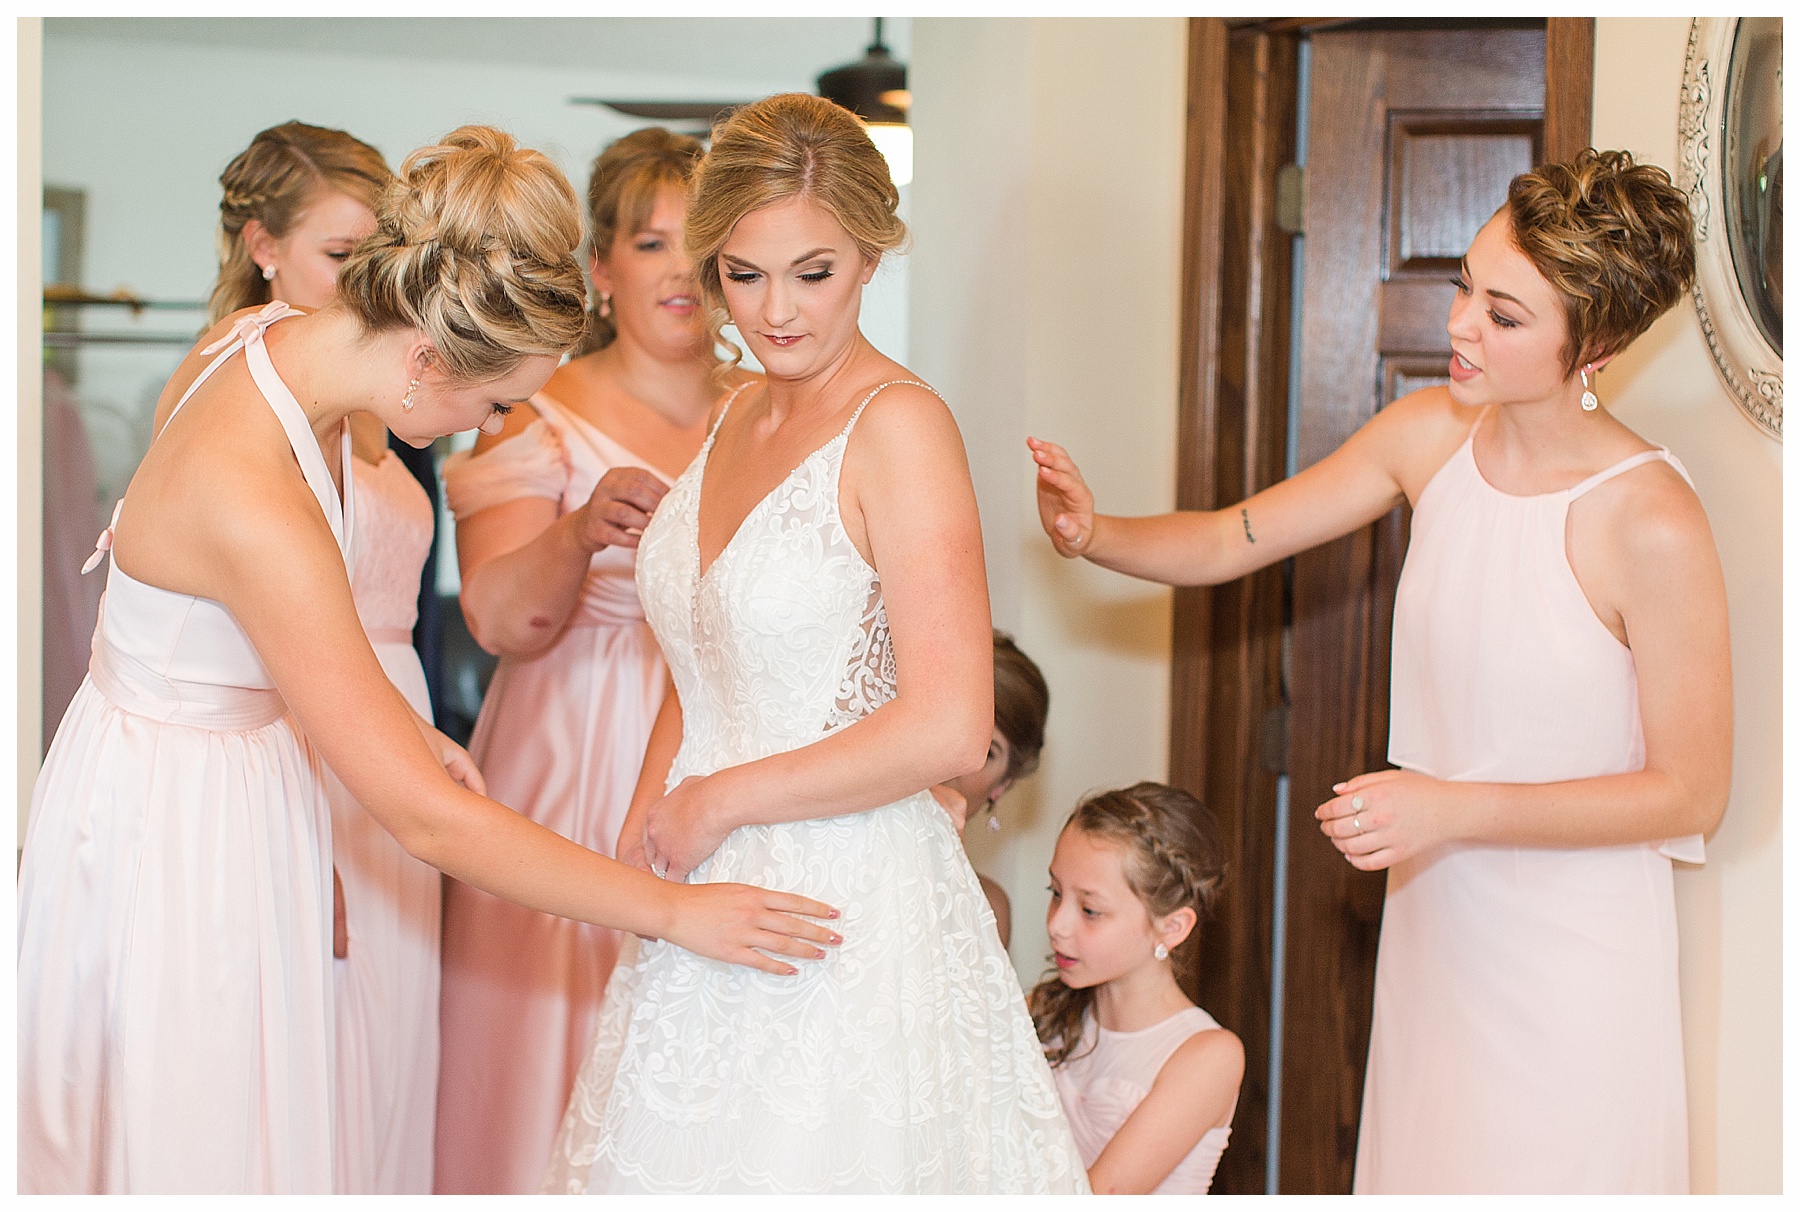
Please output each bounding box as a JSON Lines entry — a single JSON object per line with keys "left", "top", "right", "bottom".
{"left": 1354, "top": 386, "right": 1480, "bottom": 499}
{"left": 1592, "top": 454, "right": 1717, "bottom": 568}
{"left": 1154, "top": 1022, "right": 1245, "bottom": 1101}
{"left": 851, "top": 378, "right": 961, "bottom": 447}
{"left": 709, "top": 368, "right": 765, "bottom": 429}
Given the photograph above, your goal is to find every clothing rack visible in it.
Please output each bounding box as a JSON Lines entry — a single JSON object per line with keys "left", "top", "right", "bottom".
{"left": 43, "top": 291, "right": 208, "bottom": 347}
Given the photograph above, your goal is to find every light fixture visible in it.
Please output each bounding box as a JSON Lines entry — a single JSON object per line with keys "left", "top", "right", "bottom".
{"left": 817, "top": 18, "right": 912, "bottom": 187}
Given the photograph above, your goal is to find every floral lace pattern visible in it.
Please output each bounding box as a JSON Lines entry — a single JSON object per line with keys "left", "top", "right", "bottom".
{"left": 542, "top": 382, "right": 1088, "bottom": 1194}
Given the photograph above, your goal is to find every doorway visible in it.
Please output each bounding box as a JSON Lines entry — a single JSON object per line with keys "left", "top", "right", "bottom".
{"left": 1169, "top": 17, "right": 1593, "bottom": 1194}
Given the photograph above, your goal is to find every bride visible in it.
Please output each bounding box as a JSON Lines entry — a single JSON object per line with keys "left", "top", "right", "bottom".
{"left": 543, "top": 93, "right": 1087, "bottom": 1194}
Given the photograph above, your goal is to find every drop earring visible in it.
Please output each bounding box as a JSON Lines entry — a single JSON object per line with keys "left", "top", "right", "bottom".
{"left": 1580, "top": 365, "right": 1599, "bottom": 412}
{"left": 261, "top": 264, "right": 277, "bottom": 281}
{"left": 401, "top": 378, "right": 420, "bottom": 412}
{"left": 1153, "top": 943, "right": 1169, "bottom": 961}
{"left": 599, "top": 293, "right": 612, "bottom": 319}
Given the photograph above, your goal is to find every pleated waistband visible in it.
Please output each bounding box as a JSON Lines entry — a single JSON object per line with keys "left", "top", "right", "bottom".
{"left": 89, "top": 646, "right": 288, "bottom": 731}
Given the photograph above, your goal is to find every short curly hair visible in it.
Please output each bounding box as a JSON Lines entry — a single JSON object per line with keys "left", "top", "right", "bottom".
{"left": 1505, "top": 148, "right": 1696, "bottom": 376}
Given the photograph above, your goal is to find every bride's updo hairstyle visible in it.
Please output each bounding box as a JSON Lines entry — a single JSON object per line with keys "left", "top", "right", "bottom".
{"left": 685, "top": 92, "right": 907, "bottom": 370}
{"left": 335, "top": 125, "right": 589, "bottom": 382}
{"left": 1505, "top": 149, "right": 1695, "bottom": 377}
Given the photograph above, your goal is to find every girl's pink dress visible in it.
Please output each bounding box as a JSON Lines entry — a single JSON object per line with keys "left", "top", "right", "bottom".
{"left": 433, "top": 392, "right": 674, "bottom": 1194}
{"left": 16, "top": 303, "right": 345, "bottom": 1193}
{"left": 1355, "top": 409, "right": 1703, "bottom": 1193}
{"left": 326, "top": 449, "right": 441, "bottom": 1192}
{"left": 1053, "top": 1005, "right": 1236, "bottom": 1193}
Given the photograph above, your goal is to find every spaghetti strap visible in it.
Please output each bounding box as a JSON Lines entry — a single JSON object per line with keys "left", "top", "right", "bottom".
{"left": 705, "top": 380, "right": 757, "bottom": 444}
{"left": 840, "top": 378, "right": 943, "bottom": 439}
{"left": 1566, "top": 447, "right": 1690, "bottom": 499}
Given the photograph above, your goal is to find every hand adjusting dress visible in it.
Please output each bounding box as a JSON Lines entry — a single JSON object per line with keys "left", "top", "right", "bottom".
{"left": 543, "top": 382, "right": 1088, "bottom": 1195}
{"left": 1355, "top": 408, "right": 1702, "bottom": 1194}
{"left": 17, "top": 302, "right": 347, "bottom": 1194}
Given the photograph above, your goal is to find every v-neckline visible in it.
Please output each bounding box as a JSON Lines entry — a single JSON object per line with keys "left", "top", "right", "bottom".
{"left": 692, "top": 420, "right": 845, "bottom": 584}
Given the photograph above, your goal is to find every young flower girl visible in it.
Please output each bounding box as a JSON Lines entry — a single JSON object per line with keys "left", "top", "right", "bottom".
{"left": 1031, "top": 782, "right": 1244, "bottom": 1194}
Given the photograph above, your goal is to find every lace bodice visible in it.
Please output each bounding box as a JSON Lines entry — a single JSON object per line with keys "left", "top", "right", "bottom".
{"left": 636, "top": 382, "right": 915, "bottom": 782}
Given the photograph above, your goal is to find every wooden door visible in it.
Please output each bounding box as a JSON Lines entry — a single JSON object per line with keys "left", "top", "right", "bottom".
{"left": 1279, "top": 25, "right": 1544, "bottom": 1194}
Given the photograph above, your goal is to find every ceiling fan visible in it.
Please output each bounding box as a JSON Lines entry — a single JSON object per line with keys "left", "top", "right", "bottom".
{"left": 568, "top": 17, "right": 911, "bottom": 183}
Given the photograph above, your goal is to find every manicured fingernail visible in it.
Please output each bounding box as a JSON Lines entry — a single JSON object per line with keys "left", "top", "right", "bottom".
{"left": 828, "top": 908, "right": 841, "bottom": 919}
{"left": 1332, "top": 782, "right": 1347, "bottom": 792}
{"left": 829, "top": 933, "right": 843, "bottom": 945}
{"left": 785, "top": 966, "right": 798, "bottom": 976}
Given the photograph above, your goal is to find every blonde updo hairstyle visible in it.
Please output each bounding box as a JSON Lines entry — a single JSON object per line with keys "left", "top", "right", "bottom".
{"left": 1505, "top": 148, "right": 1696, "bottom": 377}
{"left": 209, "top": 120, "right": 392, "bottom": 325}
{"left": 1029, "top": 782, "right": 1228, "bottom": 1067}
{"left": 685, "top": 93, "right": 907, "bottom": 373}
{"left": 334, "top": 125, "right": 589, "bottom": 384}
{"left": 577, "top": 126, "right": 706, "bottom": 355}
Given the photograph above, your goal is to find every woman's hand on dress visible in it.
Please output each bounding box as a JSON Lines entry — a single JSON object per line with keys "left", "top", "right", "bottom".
{"left": 642, "top": 775, "right": 731, "bottom": 883}
{"left": 425, "top": 723, "right": 487, "bottom": 797}
{"left": 1314, "top": 769, "right": 1458, "bottom": 870}
{"left": 1027, "top": 436, "right": 1096, "bottom": 558}
{"left": 929, "top": 783, "right": 971, "bottom": 837}
{"left": 659, "top": 881, "right": 842, "bottom": 977}
{"left": 578, "top": 467, "right": 669, "bottom": 553}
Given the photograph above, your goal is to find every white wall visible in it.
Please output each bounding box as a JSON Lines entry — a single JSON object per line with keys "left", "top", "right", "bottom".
{"left": 1592, "top": 18, "right": 1783, "bottom": 1195}
{"left": 910, "top": 18, "right": 1187, "bottom": 987}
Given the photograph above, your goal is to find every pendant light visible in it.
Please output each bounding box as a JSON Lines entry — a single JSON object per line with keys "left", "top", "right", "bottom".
{"left": 817, "top": 18, "right": 912, "bottom": 187}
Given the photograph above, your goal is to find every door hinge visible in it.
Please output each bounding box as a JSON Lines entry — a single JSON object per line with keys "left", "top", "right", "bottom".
{"left": 1260, "top": 702, "right": 1289, "bottom": 774}
{"left": 1275, "top": 164, "right": 1304, "bottom": 235}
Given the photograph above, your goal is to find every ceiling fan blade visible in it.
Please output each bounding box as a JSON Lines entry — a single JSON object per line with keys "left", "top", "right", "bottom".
{"left": 569, "top": 99, "right": 749, "bottom": 123}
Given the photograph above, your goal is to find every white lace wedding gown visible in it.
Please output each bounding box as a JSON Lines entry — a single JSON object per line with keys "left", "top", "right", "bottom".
{"left": 543, "top": 383, "right": 1088, "bottom": 1194}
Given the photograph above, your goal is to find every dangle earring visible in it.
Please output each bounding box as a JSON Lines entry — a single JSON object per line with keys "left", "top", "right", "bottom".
{"left": 986, "top": 803, "right": 1001, "bottom": 833}
{"left": 598, "top": 293, "right": 612, "bottom": 319}
{"left": 1579, "top": 364, "right": 1599, "bottom": 412}
{"left": 1153, "top": 943, "right": 1169, "bottom": 961}
{"left": 401, "top": 378, "right": 421, "bottom": 412}
{"left": 261, "top": 264, "right": 277, "bottom": 282}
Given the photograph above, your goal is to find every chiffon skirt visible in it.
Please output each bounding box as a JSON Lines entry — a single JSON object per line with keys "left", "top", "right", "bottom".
{"left": 326, "top": 641, "right": 441, "bottom": 1193}
{"left": 16, "top": 676, "right": 334, "bottom": 1193}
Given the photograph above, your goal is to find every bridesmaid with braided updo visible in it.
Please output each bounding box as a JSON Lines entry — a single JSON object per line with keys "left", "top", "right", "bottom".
{"left": 211, "top": 118, "right": 447, "bottom": 1194}
{"left": 15, "top": 125, "right": 839, "bottom": 1196}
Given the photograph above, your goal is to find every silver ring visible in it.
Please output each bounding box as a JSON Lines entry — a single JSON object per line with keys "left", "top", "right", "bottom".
{"left": 1352, "top": 816, "right": 1362, "bottom": 833}
{"left": 651, "top": 861, "right": 668, "bottom": 879}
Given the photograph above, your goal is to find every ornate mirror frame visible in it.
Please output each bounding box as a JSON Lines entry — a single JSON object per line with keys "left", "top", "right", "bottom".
{"left": 1678, "top": 18, "right": 1783, "bottom": 440}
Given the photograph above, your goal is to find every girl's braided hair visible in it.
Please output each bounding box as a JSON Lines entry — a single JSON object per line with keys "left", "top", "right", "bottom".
{"left": 1028, "top": 782, "right": 1227, "bottom": 1066}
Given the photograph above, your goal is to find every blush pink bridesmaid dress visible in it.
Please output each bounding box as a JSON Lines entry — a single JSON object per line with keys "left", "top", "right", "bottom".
{"left": 432, "top": 392, "right": 675, "bottom": 1194}
{"left": 17, "top": 303, "right": 344, "bottom": 1193}
{"left": 326, "top": 448, "right": 441, "bottom": 1193}
{"left": 1355, "top": 407, "right": 1702, "bottom": 1194}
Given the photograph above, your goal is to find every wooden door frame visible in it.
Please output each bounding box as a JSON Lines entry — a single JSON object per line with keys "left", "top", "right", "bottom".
{"left": 1167, "top": 16, "right": 1593, "bottom": 1194}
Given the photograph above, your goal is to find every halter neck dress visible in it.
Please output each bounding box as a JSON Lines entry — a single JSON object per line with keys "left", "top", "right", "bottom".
{"left": 1355, "top": 407, "right": 1702, "bottom": 1193}
{"left": 435, "top": 390, "right": 680, "bottom": 1194}
{"left": 17, "top": 302, "right": 351, "bottom": 1193}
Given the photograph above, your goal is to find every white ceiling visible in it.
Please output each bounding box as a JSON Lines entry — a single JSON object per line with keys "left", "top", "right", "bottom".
{"left": 45, "top": 17, "right": 912, "bottom": 93}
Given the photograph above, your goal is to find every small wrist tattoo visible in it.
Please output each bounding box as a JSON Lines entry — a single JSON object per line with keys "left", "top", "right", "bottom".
{"left": 1241, "top": 507, "right": 1256, "bottom": 544}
